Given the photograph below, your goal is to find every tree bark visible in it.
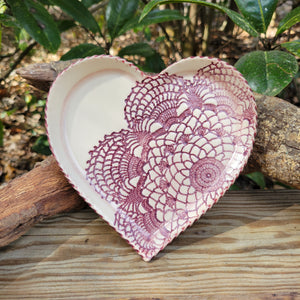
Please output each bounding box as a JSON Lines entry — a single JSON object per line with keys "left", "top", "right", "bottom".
{"left": 16, "top": 60, "right": 77, "bottom": 92}
{"left": 245, "top": 93, "right": 300, "bottom": 188}
{"left": 0, "top": 156, "right": 85, "bottom": 248}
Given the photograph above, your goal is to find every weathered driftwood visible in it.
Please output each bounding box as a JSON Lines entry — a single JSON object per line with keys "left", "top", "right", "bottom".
{"left": 17, "top": 60, "right": 300, "bottom": 188}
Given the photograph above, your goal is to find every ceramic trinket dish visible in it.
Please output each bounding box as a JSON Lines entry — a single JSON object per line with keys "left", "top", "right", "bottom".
{"left": 46, "top": 55, "right": 257, "bottom": 261}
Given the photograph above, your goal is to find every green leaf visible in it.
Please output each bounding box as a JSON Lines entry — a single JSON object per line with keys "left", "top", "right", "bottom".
{"left": 106, "top": 0, "right": 139, "bottom": 40}
{"left": 273, "top": 181, "right": 293, "bottom": 189}
{"left": 235, "top": 50, "right": 299, "bottom": 96}
{"left": 276, "top": 6, "right": 300, "bottom": 36}
{"left": 281, "top": 40, "right": 300, "bottom": 57}
{"left": 140, "top": 0, "right": 259, "bottom": 37}
{"left": 0, "top": 14, "right": 19, "bottom": 28}
{"left": 144, "top": 52, "right": 165, "bottom": 73}
{"left": 6, "top": 0, "right": 61, "bottom": 52}
{"left": 119, "top": 43, "right": 165, "bottom": 73}
{"left": 82, "top": 0, "right": 104, "bottom": 8}
{"left": 229, "top": 183, "right": 240, "bottom": 191}
{"left": 37, "top": 0, "right": 52, "bottom": 5}
{"left": 234, "top": 0, "right": 278, "bottom": 33}
{"left": 60, "top": 43, "right": 105, "bottom": 60}
{"left": 49, "top": 0, "right": 100, "bottom": 34}
{"left": 119, "top": 42, "right": 156, "bottom": 57}
{"left": 120, "top": 9, "right": 186, "bottom": 36}
{"left": 0, "top": 1, "right": 7, "bottom": 14}
{"left": 246, "top": 172, "right": 266, "bottom": 189}
{"left": 25, "top": 0, "right": 61, "bottom": 50}
{"left": 32, "top": 135, "right": 52, "bottom": 156}
{"left": 118, "top": 43, "right": 165, "bottom": 73}
{"left": 57, "top": 20, "right": 76, "bottom": 32}
{"left": 141, "top": 8, "right": 187, "bottom": 25}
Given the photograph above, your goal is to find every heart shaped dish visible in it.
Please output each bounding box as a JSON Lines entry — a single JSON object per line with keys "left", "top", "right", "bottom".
{"left": 46, "top": 55, "right": 257, "bottom": 261}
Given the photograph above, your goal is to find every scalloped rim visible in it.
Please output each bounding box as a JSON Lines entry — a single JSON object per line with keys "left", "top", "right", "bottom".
{"left": 46, "top": 55, "right": 257, "bottom": 262}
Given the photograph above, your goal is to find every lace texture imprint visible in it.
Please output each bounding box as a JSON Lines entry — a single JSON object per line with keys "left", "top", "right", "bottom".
{"left": 86, "top": 59, "right": 256, "bottom": 261}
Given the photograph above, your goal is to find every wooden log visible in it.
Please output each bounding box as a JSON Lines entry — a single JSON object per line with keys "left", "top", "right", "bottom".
{"left": 246, "top": 93, "right": 300, "bottom": 189}
{"left": 16, "top": 60, "right": 300, "bottom": 188}
{"left": 0, "top": 156, "right": 85, "bottom": 248}
{"left": 16, "top": 60, "right": 77, "bottom": 91}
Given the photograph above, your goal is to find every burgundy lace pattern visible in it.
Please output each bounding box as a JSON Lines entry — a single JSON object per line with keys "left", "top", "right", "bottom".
{"left": 86, "top": 59, "right": 256, "bottom": 261}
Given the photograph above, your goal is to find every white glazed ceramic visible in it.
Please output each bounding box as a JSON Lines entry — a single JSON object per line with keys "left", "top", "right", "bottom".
{"left": 46, "top": 55, "right": 257, "bottom": 261}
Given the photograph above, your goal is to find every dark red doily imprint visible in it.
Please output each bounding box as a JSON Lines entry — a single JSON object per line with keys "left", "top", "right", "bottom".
{"left": 86, "top": 58, "right": 256, "bottom": 261}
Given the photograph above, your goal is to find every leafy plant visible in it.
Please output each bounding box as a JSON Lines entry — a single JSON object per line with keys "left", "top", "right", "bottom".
{"left": 233, "top": 1, "right": 299, "bottom": 96}
{"left": 6, "top": 0, "right": 61, "bottom": 53}
{"left": 31, "top": 134, "right": 51, "bottom": 155}
{"left": 25, "top": 93, "right": 52, "bottom": 155}
{"left": 141, "top": 0, "right": 300, "bottom": 96}
{"left": 2, "top": 0, "right": 187, "bottom": 72}
{"left": 235, "top": 50, "right": 298, "bottom": 96}
{"left": 2, "top": 0, "right": 299, "bottom": 90}
{"left": 246, "top": 172, "right": 266, "bottom": 190}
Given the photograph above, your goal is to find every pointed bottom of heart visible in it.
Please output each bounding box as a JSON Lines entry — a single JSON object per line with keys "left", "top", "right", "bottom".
{"left": 113, "top": 194, "right": 219, "bottom": 261}
{"left": 46, "top": 55, "right": 257, "bottom": 261}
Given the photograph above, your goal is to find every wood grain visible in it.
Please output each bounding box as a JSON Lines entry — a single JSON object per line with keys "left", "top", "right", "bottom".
{"left": 0, "top": 190, "right": 299, "bottom": 299}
